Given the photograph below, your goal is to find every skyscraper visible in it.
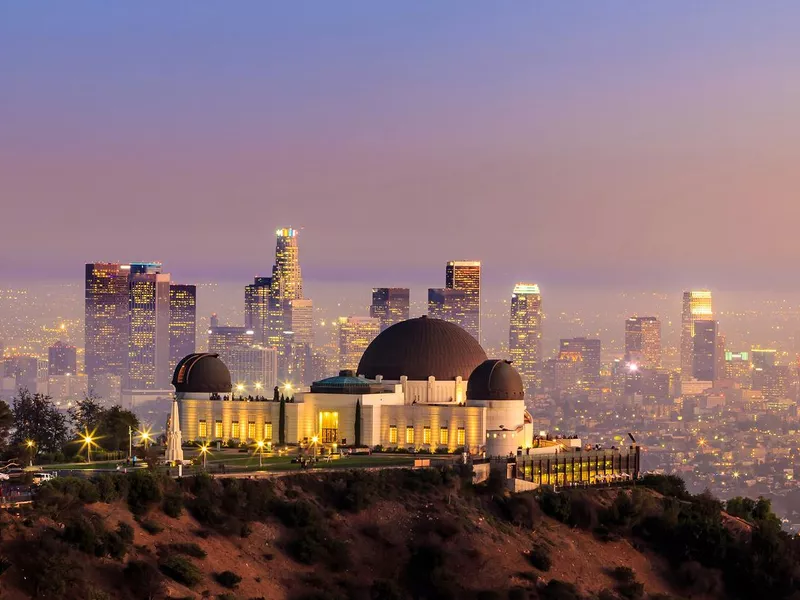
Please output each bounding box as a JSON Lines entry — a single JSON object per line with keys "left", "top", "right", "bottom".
{"left": 48, "top": 340, "right": 77, "bottom": 376}
{"left": 692, "top": 319, "right": 718, "bottom": 381}
{"left": 85, "top": 263, "right": 131, "bottom": 392}
{"left": 444, "top": 261, "right": 481, "bottom": 341}
{"left": 681, "top": 290, "right": 713, "bottom": 379}
{"left": 624, "top": 316, "right": 661, "bottom": 368}
{"left": 265, "top": 228, "right": 310, "bottom": 378}
{"left": 208, "top": 325, "right": 256, "bottom": 362}
{"left": 508, "top": 283, "right": 542, "bottom": 394}
{"left": 559, "top": 337, "right": 602, "bottom": 386}
{"left": 244, "top": 276, "right": 271, "bottom": 344}
{"left": 227, "top": 346, "right": 278, "bottom": 394}
{"left": 127, "top": 264, "right": 171, "bottom": 390}
{"left": 370, "top": 288, "right": 410, "bottom": 332}
{"left": 428, "top": 288, "right": 469, "bottom": 325}
{"left": 338, "top": 316, "right": 380, "bottom": 371}
{"left": 169, "top": 284, "right": 197, "bottom": 375}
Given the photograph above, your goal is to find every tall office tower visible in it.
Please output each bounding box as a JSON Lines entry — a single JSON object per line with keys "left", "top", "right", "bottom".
{"left": 624, "top": 316, "right": 662, "bottom": 368}
{"left": 444, "top": 261, "right": 481, "bottom": 341}
{"left": 169, "top": 284, "right": 197, "bottom": 375}
{"left": 559, "top": 337, "right": 602, "bottom": 386}
{"left": 751, "top": 348, "right": 777, "bottom": 370}
{"left": 85, "top": 263, "right": 131, "bottom": 392}
{"left": 3, "top": 355, "right": 41, "bottom": 392}
{"left": 725, "top": 351, "right": 751, "bottom": 388}
{"left": 48, "top": 341, "right": 77, "bottom": 376}
{"left": 337, "top": 316, "right": 380, "bottom": 371}
{"left": 208, "top": 325, "right": 255, "bottom": 364}
{"left": 244, "top": 276, "right": 271, "bottom": 343}
{"left": 762, "top": 365, "right": 791, "bottom": 400}
{"left": 226, "top": 346, "right": 278, "bottom": 394}
{"left": 127, "top": 265, "right": 171, "bottom": 390}
{"left": 692, "top": 319, "right": 718, "bottom": 381}
{"left": 508, "top": 283, "right": 543, "bottom": 394}
{"left": 428, "top": 288, "right": 469, "bottom": 324}
{"left": 681, "top": 290, "right": 713, "bottom": 379}
{"left": 265, "top": 228, "right": 309, "bottom": 378}
{"left": 370, "top": 288, "right": 410, "bottom": 332}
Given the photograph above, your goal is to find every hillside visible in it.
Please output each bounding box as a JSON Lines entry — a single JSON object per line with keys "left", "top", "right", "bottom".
{"left": 0, "top": 468, "right": 793, "bottom": 600}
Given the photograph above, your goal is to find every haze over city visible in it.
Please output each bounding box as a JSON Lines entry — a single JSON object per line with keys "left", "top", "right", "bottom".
{"left": 4, "top": 5, "right": 800, "bottom": 599}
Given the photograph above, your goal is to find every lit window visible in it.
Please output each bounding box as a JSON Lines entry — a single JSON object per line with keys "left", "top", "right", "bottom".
{"left": 198, "top": 420, "right": 207, "bottom": 438}
{"left": 389, "top": 425, "right": 398, "bottom": 444}
{"left": 232, "top": 421, "right": 240, "bottom": 439}
{"left": 457, "top": 427, "right": 465, "bottom": 446}
{"left": 406, "top": 426, "right": 415, "bottom": 445}
{"left": 215, "top": 420, "right": 223, "bottom": 439}
{"left": 248, "top": 422, "right": 256, "bottom": 440}
{"left": 423, "top": 426, "right": 431, "bottom": 444}
{"left": 265, "top": 422, "right": 273, "bottom": 441}
{"left": 440, "top": 427, "right": 449, "bottom": 445}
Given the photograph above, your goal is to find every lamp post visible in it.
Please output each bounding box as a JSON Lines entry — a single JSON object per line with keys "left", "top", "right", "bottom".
{"left": 256, "top": 440, "right": 265, "bottom": 467}
{"left": 140, "top": 430, "right": 151, "bottom": 450}
{"left": 82, "top": 434, "right": 93, "bottom": 463}
{"left": 199, "top": 443, "right": 210, "bottom": 469}
{"left": 26, "top": 440, "right": 35, "bottom": 467}
{"left": 128, "top": 426, "right": 132, "bottom": 461}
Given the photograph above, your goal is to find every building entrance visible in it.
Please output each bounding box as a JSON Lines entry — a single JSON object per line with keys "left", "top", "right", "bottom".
{"left": 319, "top": 411, "right": 339, "bottom": 444}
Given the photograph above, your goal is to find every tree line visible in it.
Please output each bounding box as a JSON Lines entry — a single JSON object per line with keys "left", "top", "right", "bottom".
{"left": 0, "top": 389, "right": 139, "bottom": 462}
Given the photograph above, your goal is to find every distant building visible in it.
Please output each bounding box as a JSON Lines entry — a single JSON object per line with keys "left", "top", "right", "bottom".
{"left": 227, "top": 346, "right": 278, "bottom": 394}
{"left": 169, "top": 284, "right": 196, "bottom": 376}
{"left": 624, "top": 316, "right": 661, "bottom": 368}
{"left": 370, "top": 288, "right": 410, "bottom": 332}
{"left": 208, "top": 325, "right": 256, "bottom": 365}
{"left": 127, "top": 265, "right": 171, "bottom": 390}
{"left": 244, "top": 276, "right": 271, "bottom": 344}
{"left": 85, "top": 263, "right": 131, "bottom": 392}
{"left": 337, "top": 316, "right": 380, "bottom": 371}
{"left": 692, "top": 319, "right": 718, "bottom": 381}
{"left": 751, "top": 348, "right": 777, "bottom": 370}
{"left": 681, "top": 290, "right": 713, "bottom": 379}
{"left": 428, "top": 288, "right": 468, "bottom": 325}
{"left": 508, "top": 283, "right": 542, "bottom": 394}
{"left": 445, "top": 261, "right": 481, "bottom": 342}
{"left": 559, "top": 337, "right": 602, "bottom": 386}
{"left": 725, "top": 350, "right": 751, "bottom": 388}
{"left": 48, "top": 340, "right": 77, "bottom": 376}
{"left": 762, "top": 365, "right": 791, "bottom": 401}
{"left": 3, "top": 355, "right": 42, "bottom": 393}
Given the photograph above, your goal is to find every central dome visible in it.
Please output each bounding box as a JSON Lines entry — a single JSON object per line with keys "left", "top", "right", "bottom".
{"left": 357, "top": 316, "right": 487, "bottom": 381}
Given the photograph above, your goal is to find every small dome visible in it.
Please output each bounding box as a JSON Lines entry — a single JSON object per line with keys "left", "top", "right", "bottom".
{"left": 310, "top": 370, "right": 384, "bottom": 395}
{"left": 357, "top": 316, "right": 487, "bottom": 381}
{"left": 172, "top": 353, "right": 232, "bottom": 394}
{"left": 467, "top": 359, "right": 525, "bottom": 401}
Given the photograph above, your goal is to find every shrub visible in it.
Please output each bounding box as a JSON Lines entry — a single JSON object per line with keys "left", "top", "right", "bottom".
{"left": 139, "top": 519, "right": 163, "bottom": 534}
{"left": 214, "top": 570, "right": 242, "bottom": 589}
{"left": 63, "top": 517, "right": 98, "bottom": 554}
{"left": 42, "top": 476, "right": 100, "bottom": 504}
{"left": 168, "top": 542, "right": 207, "bottom": 558}
{"left": 240, "top": 521, "right": 253, "bottom": 538}
{"left": 538, "top": 487, "right": 571, "bottom": 523}
{"left": 617, "top": 580, "right": 645, "bottom": 599}
{"left": 127, "top": 470, "right": 163, "bottom": 514}
{"left": 125, "top": 560, "right": 165, "bottom": 599}
{"left": 370, "top": 579, "right": 403, "bottom": 600}
{"left": 118, "top": 521, "right": 135, "bottom": 544}
{"left": 162, "top": 490, "right": 184, "bottom": 518}
{"left": 610, "top": 566, "right": 636, "bottom": 583}
{"left": 527, "top": 545, "right": 552, "bottom": 572}
{"left": 94, "top": 473, "right": 129, "bottom": 503}
{"left": 13, "top": 532, "right": 85, "bottom": 598}
{"left": 540, "top": 580, "right": 581, "bottom": 600}
{"left": 160, "top": 555, "right": 202, "bottom": 586}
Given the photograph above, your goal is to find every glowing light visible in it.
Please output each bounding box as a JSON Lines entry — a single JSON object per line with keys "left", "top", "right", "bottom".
{"left": 26, "top": 440, "right": 34, "bottom": 448}
{"left": 256, "top": 440, "right": 265, "bottom": 450}
{"left": 627, "top": 362, "right": 639, "bottom": 372}
{"left": 236, "top": 384, "right": 245, "bottom": 392}
{"left": 311, "top": 436, "right": 318, "bottom": 444}
{"left": 254, "top": 382, "right": 262, "bottom": 390}
{"left": 732, "top": 471, "right": 740, "bottom": 479}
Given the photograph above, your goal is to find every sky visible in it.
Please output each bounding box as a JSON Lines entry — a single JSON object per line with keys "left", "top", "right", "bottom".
{"left": 3, "top": 2, "right": 800, "bottom": 290}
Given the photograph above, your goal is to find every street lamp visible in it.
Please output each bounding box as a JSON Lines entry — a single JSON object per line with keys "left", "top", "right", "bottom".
{"left": 256, "top": 440, "right": 265, "bottom": 467}
{"left": 139, "top": 428, "right": 152, "bottom": 450}
{"left": 82, "top": 434, "right": 94, "bottom": 463}
{"left": 199, "top": 443, "right": 210, "bottom": 469}
{"left": 283, "top": 382, "right": 293, "bottom": 397}
{"left": 26, "top": 440, "right": 35, "bottom": 467}
{"left": 311, "top": 435, "right": 318, "bottom": 456}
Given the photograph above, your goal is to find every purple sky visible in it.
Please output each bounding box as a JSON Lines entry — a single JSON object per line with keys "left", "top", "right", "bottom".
{"left": 3, "top": 2, "right": 800, "bottom": 289}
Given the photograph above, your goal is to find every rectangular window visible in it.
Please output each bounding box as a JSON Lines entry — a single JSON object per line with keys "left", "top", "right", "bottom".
{"left": 457, "top": 427, "right": 465, "bottom": 446}
{"left": 198, "top": 420, "right": 207, "bottom": 438}
{"left": 231, "top": 421, "right": 240, "bottom": 439}
{"left": 423, "top": 426, "right": 431, "bottom": 444}
{"left": 248, "top": 422, "right": 256, "bottom": 440}
{"left": 215, "top": 420, "right": 223, "bottom": 439}
{"left": 265, "top": 422, "right": 273, "bottom": 441}
{"left": 440, "top": 427, "right": 449, "bottom": 445}
{"left": 406, "top": 426, "right": 415, "bottom": 445}
{"left": 389, "top": 425, "right": 398, "bottom": 444}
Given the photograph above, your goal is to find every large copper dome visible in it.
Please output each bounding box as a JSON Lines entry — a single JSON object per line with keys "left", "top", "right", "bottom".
{"left": 357, "top": 316, "right": 487, "bottom": 381}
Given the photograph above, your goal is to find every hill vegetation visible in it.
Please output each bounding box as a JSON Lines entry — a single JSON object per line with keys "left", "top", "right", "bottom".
{"left": 0, "top": 467, "right": 796, "bottom": 599}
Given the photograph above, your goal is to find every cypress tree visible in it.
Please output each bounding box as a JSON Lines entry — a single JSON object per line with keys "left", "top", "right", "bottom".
{"left": 273, "top": 386, "right": 279, "bottom": 403}
{"left": 278, "top": 394, "right": 286, "bottom": 446}
{"left": 354, "top": 399, "right": 362, "bottom": 447}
